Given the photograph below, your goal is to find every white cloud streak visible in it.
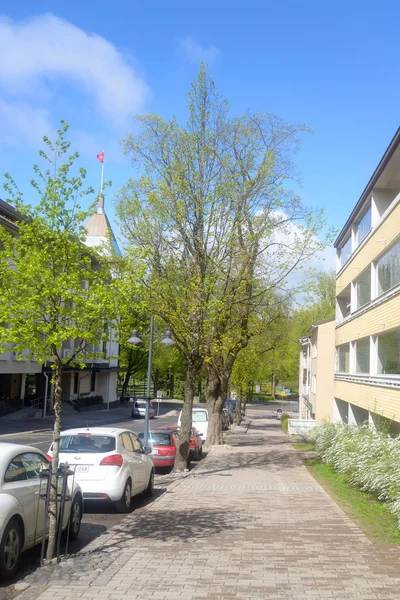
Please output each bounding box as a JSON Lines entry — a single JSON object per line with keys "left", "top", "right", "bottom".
{"left": 0, "top": 14, "right": 149, "bottom": 147}
{"left": 177, "top": 36, "right": 221, "bottom": 64}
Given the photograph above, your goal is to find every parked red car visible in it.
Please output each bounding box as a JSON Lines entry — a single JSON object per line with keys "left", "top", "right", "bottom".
{"left": 138, "top": 430, "right": 177, "bottom": 469}
{"left": 164, "top": 425, "right": 203, "bottom": 461}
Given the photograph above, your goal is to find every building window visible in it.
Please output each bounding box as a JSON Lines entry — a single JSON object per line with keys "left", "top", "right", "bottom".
{"left": 356, "top": 207, "right": 371, "bottom": 247}
{"left": 377, "top": 239, "right": 400, "bottom": 296}
{"left": 355, "top": 337, "right": 370, "bottom": 374}
{"left": 90, "top": 371, "right": 96, "bottom": 392}
{"left": 377, "top": 330, "right": 400, "bottom": 375}
{"left": 340, "top": 236, "right": 352, "bottom": 268}
{"left": 311, "top": 375, "right": 317, "bottom": 394}
{"left": 336, "top": 284, "right": 351, "bottom": 322}
{"left": 73, "top": 372, "right": 79, "bottom": 395}
{"left": 355, "top": 267, "right": 371, "bottom": 309}
{"left": 336, "top": 343, "right": 350, "bottom": 373}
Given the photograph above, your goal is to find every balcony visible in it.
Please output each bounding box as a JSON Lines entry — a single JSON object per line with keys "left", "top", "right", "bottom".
{"left": 335, "top": 373, "right": 400, "bottom": 389}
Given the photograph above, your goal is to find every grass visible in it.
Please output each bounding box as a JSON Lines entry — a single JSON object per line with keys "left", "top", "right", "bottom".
{"left": 294, "top": 445, "right": 400, "bottom": 545}
{"left": 293, "top": 442, "right": 315, "bottom": 452}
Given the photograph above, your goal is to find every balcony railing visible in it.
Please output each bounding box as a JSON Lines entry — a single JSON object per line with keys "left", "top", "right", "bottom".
{"left": 335, "top": 374, "right": 400, "bottom": 389}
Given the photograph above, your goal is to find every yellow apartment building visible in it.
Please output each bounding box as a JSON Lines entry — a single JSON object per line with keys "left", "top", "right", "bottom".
{"left": 299, "top": 317, "right": 335, "bottom": 424}
{"left": 334, "top": 128, "right": 400, "bottom": 431}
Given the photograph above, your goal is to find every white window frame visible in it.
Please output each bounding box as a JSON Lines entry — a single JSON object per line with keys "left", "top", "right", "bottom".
{"left": 311, "top": 375, "right": 317, "bottom": 395}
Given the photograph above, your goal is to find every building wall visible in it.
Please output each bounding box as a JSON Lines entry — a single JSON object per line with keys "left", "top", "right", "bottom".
{"left": 312, "top": 320, "right": 335, "bottom": 424}
{"left": 337, "top": 196, "right": 400, "bottom": 292}
{"left": 335, "top": 195, "right": 400, "bottom": 424}
{"left": 334, "top": 379, "right": 399, "bottom": 422}
{"left": 336, "top": 293, "right": 400, "bottom": 344}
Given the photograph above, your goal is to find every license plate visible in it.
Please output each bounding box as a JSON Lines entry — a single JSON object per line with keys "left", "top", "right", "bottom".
{"left": 151, "top": 449, "right": 159, "bottom": 455}
{"left": 75, "top": 465, "right": 89, "bottom": 473}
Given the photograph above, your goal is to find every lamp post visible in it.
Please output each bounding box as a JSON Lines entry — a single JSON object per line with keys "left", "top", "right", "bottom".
{"left": 128, "top": 316, "right": 175, "bottom": 447}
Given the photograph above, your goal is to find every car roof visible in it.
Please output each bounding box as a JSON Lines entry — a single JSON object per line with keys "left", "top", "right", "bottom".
{"left": 60, "top": 427, "right": 135, "bottom": 436}
{"left": 0, "top": 442, "right": 46, "bottom": 460}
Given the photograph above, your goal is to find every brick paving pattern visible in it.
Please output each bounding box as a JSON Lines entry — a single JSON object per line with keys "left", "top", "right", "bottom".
{"left": 24, "top": 406, "right": 400, "bottom": 599}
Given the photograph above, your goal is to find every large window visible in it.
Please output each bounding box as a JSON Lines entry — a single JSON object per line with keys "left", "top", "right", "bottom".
{"left": 377, "top": 330, "right": 400, "bottom": 375}
{"left": 336, "top": 343, "right": 350, "bottom": 373}
{"left": 355, "top": 338, "right": 370, "bottom": 374}
{"left": 377, "top": 239, "right": 400, "bottom": 296}
{"left": 356, "top": 207, "right": 371, "bottom": 246}
{"left": 355, "top": 267, "right": 371, "bottom": 309}
{"left": 340, "top": 236, "right": 352, "bottom": 267}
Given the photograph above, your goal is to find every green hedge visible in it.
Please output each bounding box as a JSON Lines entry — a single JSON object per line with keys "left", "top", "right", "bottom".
{"left": 280, "top": 412, "right": 290, "bottom": 433}
{"left": 308, "top": 422, "right": 400, "bottom": 528}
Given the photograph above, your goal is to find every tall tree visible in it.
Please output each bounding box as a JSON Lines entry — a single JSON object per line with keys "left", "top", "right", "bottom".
{"left": 117, "top": 65, "right": 327, "bottom": 466}
{"left": 0, "top": 123, "right": 117, "bottom": 559}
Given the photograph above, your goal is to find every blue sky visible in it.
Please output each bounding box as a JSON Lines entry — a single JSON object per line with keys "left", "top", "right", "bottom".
{"left": 1, "top": 0, "right": 399, "bottom": 264}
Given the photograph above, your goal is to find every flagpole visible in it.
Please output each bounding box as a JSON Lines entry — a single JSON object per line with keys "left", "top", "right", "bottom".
{"left": 100, "top": 149, "right": 104, "bottom": 194}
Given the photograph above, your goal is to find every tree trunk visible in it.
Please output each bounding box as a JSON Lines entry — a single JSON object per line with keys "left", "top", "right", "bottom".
{"left": 46, "top": 355, "right": 63, "bottom": 561}
{"left": 174, "top": 362, "right": 197, "bottom": 472}
{"left": 271, "top": 369, "right": 276, "bottom": 398}
{"left": 205, "top": 365, "right": 227, "bottom": 446}
{"left": 235, "top": 392, "right": 244, "bottom": 425}
{"left": 120, "top": 365, "right": 132, "bottom": 403}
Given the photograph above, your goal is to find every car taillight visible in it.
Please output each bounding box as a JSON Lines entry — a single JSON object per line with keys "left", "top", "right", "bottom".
{"left": 99, "top": 454, "right": 123, "bottom": 467}
{"left": 46, "top": 454, "right": 53, "bottom": 461}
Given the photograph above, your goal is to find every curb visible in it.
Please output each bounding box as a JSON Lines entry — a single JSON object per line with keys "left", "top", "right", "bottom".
{"left": 0, "top": 428, "right": 54, "bottom": 439}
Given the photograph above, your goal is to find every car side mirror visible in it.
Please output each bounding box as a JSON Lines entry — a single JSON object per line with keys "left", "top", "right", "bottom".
{"left": 144, "top": 447, "right": 152, "bottom": 455}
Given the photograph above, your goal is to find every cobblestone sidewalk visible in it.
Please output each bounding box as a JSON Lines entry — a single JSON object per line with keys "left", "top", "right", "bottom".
{"left": 15, "top": 406, "right": 400, "bottom": 599}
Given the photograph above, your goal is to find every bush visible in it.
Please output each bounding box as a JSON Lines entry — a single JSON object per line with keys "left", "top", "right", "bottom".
{"left": 307, "top": 422, "right": 400, "bottom": 527}
{"left": 280, "top": 412, "right": 290, "bottom": 433}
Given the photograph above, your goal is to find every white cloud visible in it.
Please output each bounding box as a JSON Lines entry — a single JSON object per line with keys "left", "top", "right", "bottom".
{"left": 0, "top": 13, "right": 149, "bottom": 146}
{"left": 0, "top": 98, "right": 51, "bottom": 147}
{"left": 177, "top": 36, "right": 221, "bottom": 64}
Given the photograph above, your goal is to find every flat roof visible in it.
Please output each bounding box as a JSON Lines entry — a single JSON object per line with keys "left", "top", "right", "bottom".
{"left": 334, "top": 127, "right": 400, "bottom": 248}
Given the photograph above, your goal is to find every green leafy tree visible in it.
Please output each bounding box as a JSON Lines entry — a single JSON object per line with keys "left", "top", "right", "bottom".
{"left": 117, "top": 65, "right": 328, "bottom": 466}
{"left": 271, "top": 268, "right": 336, "bottom": 387}
{"left": 0, "top": 123, "right": 117, "bottom": 560}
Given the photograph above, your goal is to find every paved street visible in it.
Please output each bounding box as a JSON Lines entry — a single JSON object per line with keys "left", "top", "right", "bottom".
{"left": 5, "top": 401, "right": 400, "bottom": 600}
{"left": 0, "top": 404, "right": 181, "bottom": 595}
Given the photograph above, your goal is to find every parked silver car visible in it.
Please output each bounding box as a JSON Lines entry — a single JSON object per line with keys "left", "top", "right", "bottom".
{"left": 131, "top": 399, "right": 155, "bottom": 419}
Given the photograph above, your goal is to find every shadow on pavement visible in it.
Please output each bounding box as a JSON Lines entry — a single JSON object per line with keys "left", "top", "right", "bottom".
{"left": 92, "top": 506, "right": 248, "bottom": 550}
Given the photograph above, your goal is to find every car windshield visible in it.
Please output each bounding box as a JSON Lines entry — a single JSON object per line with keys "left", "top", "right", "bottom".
{"left": 139, "top": 432, "right": 172, "bottom": 446}
{"left": 135, "top": 401, "right": 146, "bottom": 408}
{"left": 59, "top": 434, "right": 116, "bottom": 453}
{"left": 192, "top": 411, "right": 207, "bottom": 423}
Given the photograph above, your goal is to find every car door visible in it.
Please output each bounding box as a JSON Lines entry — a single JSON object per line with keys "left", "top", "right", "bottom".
{"left": 3, "top": 455, "right": 38, "bottom": 547}
{"left": 19, "top": 452, "right": 50, "bottom": 540}
{"left": 120, "top": 432, "right": 142, "bottom": 494}
{"left": 129, "top": 433, "right": 149, "bottom": 490}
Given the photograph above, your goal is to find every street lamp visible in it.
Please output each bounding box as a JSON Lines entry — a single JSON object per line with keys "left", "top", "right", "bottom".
{"left": 127, "top": 316, "right": 175, "bottom": 447}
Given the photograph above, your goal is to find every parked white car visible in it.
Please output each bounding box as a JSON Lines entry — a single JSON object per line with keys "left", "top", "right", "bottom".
{"left": 131, "top": 399, "right": 155, "bottom": 419}
{"left": 48, "top": 427, "right": 155, "bottom": 513}
{"left": 178, "top": 407, "right": 208, "bottom": 441}
{"left": 0, "top": 443, "right": 83, "bottom": 580}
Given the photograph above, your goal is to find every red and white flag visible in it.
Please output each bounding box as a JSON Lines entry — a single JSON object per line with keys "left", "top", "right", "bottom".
{"left": 97, "top": 151, "right": 104, "bottom": 164}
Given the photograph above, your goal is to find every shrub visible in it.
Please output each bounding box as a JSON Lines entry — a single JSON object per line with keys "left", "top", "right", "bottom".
{"left": 280, "top": 412, "right": 290, "bottom": 433}
{"left": 307, "top": 422, "right": 400, "bottom": 527}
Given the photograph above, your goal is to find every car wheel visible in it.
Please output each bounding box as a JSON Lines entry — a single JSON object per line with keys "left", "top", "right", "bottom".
{"left": 143, "top": 470, "right": 154, "bottom": 497}
{"left": 116, "top": 479, "right": 132, "bottom": 513}
{"left": 68, "top": 495, "right": 82, "bottom": 540}
{"left": 0, "top": 518, "right": 22, "bottom": 580}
